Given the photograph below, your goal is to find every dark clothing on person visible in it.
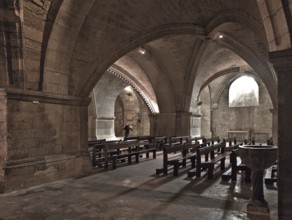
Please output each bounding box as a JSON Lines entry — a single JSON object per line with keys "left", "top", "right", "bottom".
{"left": 123, "top": 125, "right": 133, "bottom": 138}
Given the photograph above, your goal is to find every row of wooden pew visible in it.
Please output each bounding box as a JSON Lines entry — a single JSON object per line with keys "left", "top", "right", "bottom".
{"left": 88, "top": 137, "right": 158, "bottom": 169}
{"left": 156, "top": 137, "right": 229, "bottom": 177}
{"left": 87, "top": 135, "right": 206, "bottom": 170}
{"left": 155, "top": 136, "right": 259, "bottom": 182}
{"left": 87, "top": 135, "right": 277, "bottom": 184}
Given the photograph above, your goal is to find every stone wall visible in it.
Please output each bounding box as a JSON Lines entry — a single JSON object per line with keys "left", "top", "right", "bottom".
{"left": 213, "top": 81, "right": 273, "bottom": 141}
{"left": 7, "top": 100, "right": 83, "bottom": 158}
{"left": 2, "top": 89, "right": 93, "bottom": 192}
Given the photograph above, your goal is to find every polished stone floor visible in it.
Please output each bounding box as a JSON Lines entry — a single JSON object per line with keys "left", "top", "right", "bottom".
{"left": 0, "top": 154, "right": 278, "bottom": 220}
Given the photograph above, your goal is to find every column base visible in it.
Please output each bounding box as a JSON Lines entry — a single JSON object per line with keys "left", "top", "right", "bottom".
{"left": 247, "top": 199, "right": 269, "bottom": 213}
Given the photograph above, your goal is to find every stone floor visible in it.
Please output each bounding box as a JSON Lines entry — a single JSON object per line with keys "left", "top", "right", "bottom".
{"left": 0, "top": 154, "right": 278, "bottom": 220}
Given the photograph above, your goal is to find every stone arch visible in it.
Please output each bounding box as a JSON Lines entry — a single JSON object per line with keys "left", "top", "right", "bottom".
{"left": 108, "top": 66, "right": 158, "bottom": 114}
{"left": 0, "top": 0, "right": 24, "bottom": 89}
{"left": 43, "top": 1, "right": 206, "bottom": 114}
{"left": 42, "top": 0, "right": 96, "bottom": 95}
{"left": 39, "top": 0, "right": 63, "bottom": 91}
{"left": 215, "top": 31, "right": 277, "bottom": 107}
{"left": 256, "top": 0, "right": 291, "bottom": 51}
{"left": 74, "top": 24, "right": 205, "bottom": 97}
{"left": 196, "top": 67, "right": 241, "bottom": 101}
{"left": 206, "top": 10, "right": 267, "bottom": 46}
{"left": 92, "top": 70, "right": 152, "bottom": 139}
{"left": 114, "top": 87, "right": 150, "bottom": 138}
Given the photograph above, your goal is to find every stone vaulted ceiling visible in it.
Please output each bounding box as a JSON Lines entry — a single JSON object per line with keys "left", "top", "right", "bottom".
{"left": 40, "top": 0, "right": 288, "bottom": 114}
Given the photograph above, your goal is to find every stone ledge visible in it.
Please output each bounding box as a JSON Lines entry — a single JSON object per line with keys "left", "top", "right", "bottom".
{"left": 5, "top": 154, "right": 77, "bottom": 170}
{"left": 6, "top": 88, "right": 91, "bottom": 106}
{"left": 3, "top": 154, "right": 93, "bottom": 193}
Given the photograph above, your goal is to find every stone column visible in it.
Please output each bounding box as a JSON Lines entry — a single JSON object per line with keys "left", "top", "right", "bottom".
{"left": 269, "top": 48, "right": 292, "bottom": 220}
{"left": 88, "top": 115, "right": 97, "bottom": 140}
{"left": 190, "top": 114, "right": 202, "bottom": 137}
{"left": 150, "top": 112, "right": 192, "bottom": 137}
{"left": 176, "top": 112, "right": 192, "bottom": 136}
{"left": 96, "top": 117, "right": 116, "bottom": 139}
{"left": 210, "top": 103, "right": 219, "bottom": 137}
{"left": 0, "top": 89, "right": 7, "bottom": 193}
{"left": 88, "top": 93, "right": 97, "bottom": 140}
{"left": 270, "top": 108, "right": 278, "bottom": 145}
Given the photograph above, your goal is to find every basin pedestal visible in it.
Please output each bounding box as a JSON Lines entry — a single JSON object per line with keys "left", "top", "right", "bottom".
{"left": 238, "top": 145, "right": 277, "bottom": 214}
{"left": 248, "top": 170, "right": 269, "bottom": 213}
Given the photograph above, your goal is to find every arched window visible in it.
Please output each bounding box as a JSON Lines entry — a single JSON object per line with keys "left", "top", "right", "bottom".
{"left": 229, "top": 76, "right": 259, "bottom": 107}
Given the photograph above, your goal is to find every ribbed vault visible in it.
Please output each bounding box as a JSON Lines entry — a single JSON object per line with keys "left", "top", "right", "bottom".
{"left": 39, "top": 0, "right": 291, "bottom": 119}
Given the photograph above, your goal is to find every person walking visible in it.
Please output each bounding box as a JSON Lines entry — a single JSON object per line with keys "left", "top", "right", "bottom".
{"left": 123, "top": 124, "right": 133, "bottom": 139}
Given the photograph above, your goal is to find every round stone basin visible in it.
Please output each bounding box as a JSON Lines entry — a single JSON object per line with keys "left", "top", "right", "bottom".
{"left": 238, "top": 145, "right": 278, "bottom": 170}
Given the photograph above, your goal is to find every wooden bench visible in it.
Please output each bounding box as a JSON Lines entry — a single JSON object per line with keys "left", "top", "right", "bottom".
{"left": 198, "top": 142, "right": 230, "bottom": 179}
{"left": 203, "top": 136, "right": 221, "bottom": 146}
{"left": 199, "top": 136, "right": 221, "bottom": 161}
{"left": 89, "top": 139, "right": 120, "bottom": 159}
{"left": 105, "top": 141, "right": 141, "bottom": 169}
{"left": 91, "top": 139, "right": 156, "bottom": 169}
{"left": 189, "top": 136, "right": 204, "bottom": 144}
{"left": 221, "top": 143, "right": 251, "bottom": 182}
{"left": 150, "top": 136, "right": 167, "bottom": 150}
{"left": 156, "top": 142, "right": 199, "bottom": 176}
{"left": 264, "top": 164, "right": 277, "bottom": 185}
{"left": 165, "top": 136, "right": 191, "bottom": 147}
{"left": 90, "top": 140, "right": 122, "bottom": 167}
{"left": 244, "top": 137, "right": 255, "bottom": 145}
{"left": 187, "top": 141, "right": 231, "bottom": 179}
{"left": 137, "top": 139, "right": 157, "bottom": 159}
{"left": 124, "top": 135, "right": 151, "bottom": 141}
{"left": 224, "top": 137, "right": 237, "bottom": 147}
{"left": 88, "top": 139, "right": 106, "bottom": 147}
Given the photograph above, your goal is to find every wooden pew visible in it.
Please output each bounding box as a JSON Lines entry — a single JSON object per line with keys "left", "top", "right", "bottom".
{"left": 264, "top": 164, "right": 277, "bottom": 185}
{"left": 189, "top": 136, "right": 204, "bottom": 144}
{"left": 199, "top": 136, "right": 221, "bottom": 161}
{"left": 165, "top": 136, "right": 191, "bottom": 147}
{"left": 224, "top": 137, "right": 237, "bottom": 147}
{"left": 91, "top": 139, "right": 156, "bottom": 169}
{"left": 187, "top": 139, "right": 231, "bottom": 179}
{"left": 124, "top": 136, "right": 152, "bottom": 158}
{"left": 150, "top": 136, "right": 167, "bottom": 150}
{"left": 156, "top": 142, "right": 200, "bottom": 176}
{"left": 193, "top": 142, "right": 230, "bottom": 179}
{"left": 88, "top": 139, "right": 106, "bottom": 147}
{"left": 91, "top": 139, "right": 122, "bottom": 167}
{"left": 204, "top": 136, "right": 221, "bottom": 146}
{"left": 244, "top": 137, "right": 255, "bottom": 145}
{"left": 124, "top": 135, "right": 151, "bottom": 141}
{"left": 221, "top": 140, "right": 252, "bottom": 182}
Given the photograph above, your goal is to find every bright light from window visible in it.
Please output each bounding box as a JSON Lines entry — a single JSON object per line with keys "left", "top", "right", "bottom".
{"left": 229, "top": 76, "right": 259, "bottom": 107}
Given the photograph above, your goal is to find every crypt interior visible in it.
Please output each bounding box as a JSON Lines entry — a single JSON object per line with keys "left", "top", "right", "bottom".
{"left": 0, "top": 0, "right": 292, "bottom": 219}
